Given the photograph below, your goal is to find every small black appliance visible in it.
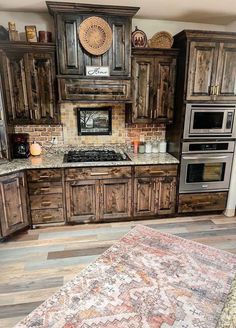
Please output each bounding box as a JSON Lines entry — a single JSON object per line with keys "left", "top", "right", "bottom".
{"left": 12, "top": 133, "right": 30, "bottom": 158}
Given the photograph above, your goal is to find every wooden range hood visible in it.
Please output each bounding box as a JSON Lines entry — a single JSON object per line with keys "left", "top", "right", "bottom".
{"left": 47, "top": 1, "right": 139, "bottom": 102}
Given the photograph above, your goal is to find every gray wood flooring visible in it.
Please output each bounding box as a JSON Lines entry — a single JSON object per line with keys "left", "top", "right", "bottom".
{"left": 0, "top": 214, "right": 236, "bottom": 327}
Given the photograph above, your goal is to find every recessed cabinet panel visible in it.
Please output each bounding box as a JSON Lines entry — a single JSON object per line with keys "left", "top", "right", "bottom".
{"left": 66, "top": 180, "right": 98, "bottom": 223}
{"left": 216, "top": 43, "right": 236, "bottom": 100}
{"left": 187, "top": 42, "right": 218, "bottom": 100}
{"left": 134, "top": 178, "right": 156, "bottom": 216}
{"left": 154, "top": 58, "right": 176, "bottom": 122}
{"left": 0, "top": 172, "right": 29, "bottom": 237}
{"left": 100, "top": 178, "right": 131, "bottom": 220}
{"left": 132, "top": 57, "right": 154, "bottom": 123}
{"left": 157, "top": 177, "right": 176, "bottom": 215}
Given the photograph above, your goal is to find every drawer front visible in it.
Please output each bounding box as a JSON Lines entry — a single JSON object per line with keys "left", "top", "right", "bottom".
{"left": 59, "top": 78, "right": 131, "bottom": 101}
{"left": 65, "top": 166, "right": 132, "bottom": 181}
{"left": 28, "top": 181, "right": 62, "bottom": 195}
{"left": 31, "top": 208, "right": 64, "bottom": 224}
{"left": 135, "top": 165, "right": 178, "bottom": 177}
{"left": 30, "top": 194, "right": 63, "bottom": 210}
{"left": 178, "top": 192, "right": 227, "bottom": 213}
{"left": 27, "top": 169, "right": 62, "bottom": 182}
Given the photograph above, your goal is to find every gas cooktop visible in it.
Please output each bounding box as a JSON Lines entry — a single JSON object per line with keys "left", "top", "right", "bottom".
{"left": 64, "top": 149, "right": 131, "bottom": 162}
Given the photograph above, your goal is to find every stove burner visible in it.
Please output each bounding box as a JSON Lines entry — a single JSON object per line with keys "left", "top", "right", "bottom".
{"left": 64, "top": 150, "right": 131, "bottom": 162}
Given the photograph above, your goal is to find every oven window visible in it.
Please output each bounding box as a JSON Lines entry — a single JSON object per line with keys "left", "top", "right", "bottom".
{"left": 193, "top": 112, "right": 224, "bottom": 129}
{"left": 187, "top": 163, "right": 226, "bottom": 183}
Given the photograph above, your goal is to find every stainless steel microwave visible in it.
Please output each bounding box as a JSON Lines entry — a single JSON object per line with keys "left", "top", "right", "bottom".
{"left": 183, "top": 104, "right": 236, "bottom": 139}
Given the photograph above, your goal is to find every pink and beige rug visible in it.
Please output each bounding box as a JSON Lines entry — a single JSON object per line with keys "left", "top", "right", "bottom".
{"left": 15, "top": 225, "right": 236, "bottom": 328}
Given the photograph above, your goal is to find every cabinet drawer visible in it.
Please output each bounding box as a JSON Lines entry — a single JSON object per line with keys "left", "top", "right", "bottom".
{"left": 31, "top": 208, "right": 64, "bottom": 224}
{"left": 27, "top": 169, "right": 62, "bottom": 182}
{"left": 59, "top": 78, "right": 131, "bottom": 101}
{"left": 135, "top": 165, "right": 177, "bottom": 177}
{"left": 30, "top": 194, "right": 63, "bottom": 210}
{"left": 178, "top": 192, "right": 227, "bottom": 213}
{"left": 65, "top": 166, "right": 132, "bottom": 181}
{"left": 28, "top": 181, "right": 62, "bottom": 195}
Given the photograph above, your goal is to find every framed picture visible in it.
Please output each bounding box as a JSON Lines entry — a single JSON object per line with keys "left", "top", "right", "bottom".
{"left": 77, "top": 107, "right": 112, "bottom": 136}
{"left": 25, "top": 25, "right": 37, "bottom": 42}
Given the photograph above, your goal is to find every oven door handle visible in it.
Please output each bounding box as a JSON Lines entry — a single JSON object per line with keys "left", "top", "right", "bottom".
{"left": 182, "top": 156, "right": 228, "bottom": 160}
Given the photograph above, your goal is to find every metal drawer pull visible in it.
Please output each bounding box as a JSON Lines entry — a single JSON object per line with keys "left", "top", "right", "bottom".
{"left": 90, "top": 172, "right": 109, "bottom": 176}
{"left": 150, "top": 170, "right": 164, "bottom": 174}
{"left": 40, "top": 187, "right": 50, "bottom": 191}
{"left": 41, "top": 201, "right": 52, "bottom": 206}
{"left": 42, "top": 215, "right": 53, "bottom": 219}
{"left": 39, "top": 175, "right": 50, "bottom": 179}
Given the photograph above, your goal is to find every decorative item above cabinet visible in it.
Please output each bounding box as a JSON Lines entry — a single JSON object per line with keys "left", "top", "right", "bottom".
{"left": 46, "top": 2, "right": 139, "bottom": 102}
{"left": 174, "top": 30, "right": 236, "bottom": 102}
{"left": 0, "top": 42, "right": 58, "bottom": 125}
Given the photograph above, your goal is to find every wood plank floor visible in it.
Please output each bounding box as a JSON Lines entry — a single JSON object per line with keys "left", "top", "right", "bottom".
{"left": 0, "top": 214, "right": 236, "bottom": 327}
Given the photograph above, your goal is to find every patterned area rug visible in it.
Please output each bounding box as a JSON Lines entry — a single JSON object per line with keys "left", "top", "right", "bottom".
{"left": 15, "top": 225, "right": 236, "bottom": 328}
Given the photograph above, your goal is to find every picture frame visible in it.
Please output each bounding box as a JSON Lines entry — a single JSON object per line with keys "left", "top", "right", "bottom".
{"left": 25, "top": 25, "right": 37, "bottom": 42}
{"left": 77, "top": 107, "right": 112, "bottom": 136}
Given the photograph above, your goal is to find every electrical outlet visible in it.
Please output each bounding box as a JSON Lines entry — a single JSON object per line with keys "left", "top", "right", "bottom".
{"left": 51, "top": 137, "right": 58, "bottom": 145}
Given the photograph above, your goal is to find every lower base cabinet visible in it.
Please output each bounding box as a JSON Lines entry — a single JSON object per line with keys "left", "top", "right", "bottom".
{"left": 0, "top": 172, "right": 29, "bottom": 237}
{"left": 134, "top": 176, "right": 176, "bottom": 217}
{"left": 178, "top": 192, "right": 228, "bottom": 213}
{"left": 66, "top": 178, "right": 132, "bottom": 223}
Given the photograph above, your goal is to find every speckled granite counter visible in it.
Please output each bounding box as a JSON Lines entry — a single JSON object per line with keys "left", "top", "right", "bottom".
{"left": 0, "top": 152, "right": 179, "bottom": 176}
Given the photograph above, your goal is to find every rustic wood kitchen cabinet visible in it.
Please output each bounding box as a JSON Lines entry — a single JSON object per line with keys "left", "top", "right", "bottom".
{"left": 131, "top": 48, "right": 178, "bottom": 124}
{"left": 65, "top": 167, "right": 132, "bottom": 223}
{"left": 174, "top": 31, "right": 236, "bottom": 102}
{"left": 27, "top": 169, "right": 65, "bottom": 225}
{"left": 0, "top": 42, "right": 58, "bottom": 124}
{"left": 134, "top": 165, "right": 177, "bottom": 217}
{"left": 0, "top": 172, "right": 29, "bottom": 237}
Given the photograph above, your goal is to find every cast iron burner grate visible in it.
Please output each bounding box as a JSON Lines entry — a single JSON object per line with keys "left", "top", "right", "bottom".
{"left": 64, "top": 150, "right": 131, "bottom": 162}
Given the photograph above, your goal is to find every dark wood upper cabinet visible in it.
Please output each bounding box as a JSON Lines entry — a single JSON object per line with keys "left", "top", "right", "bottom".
{"left": 0, "top": 72, "right": 10, "bottom": 161}
{"left": 174, "top": 30, "right": 236, "bottom": 102}
{"left": 0, "top": 42, "right": 58, "bottom": 125}
{"left": 131, "top": 48, "right": 178, "bottom": 124}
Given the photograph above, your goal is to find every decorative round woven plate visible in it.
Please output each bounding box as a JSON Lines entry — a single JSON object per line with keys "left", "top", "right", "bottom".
{"left": 79, "top": 16, "right": 112, "bottom": 56}
{"left": 149, "top": 31, "right": 173, "bottom": 48}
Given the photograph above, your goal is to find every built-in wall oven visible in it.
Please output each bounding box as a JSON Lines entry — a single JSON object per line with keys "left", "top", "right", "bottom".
{"left": 183, "top": 104, "right": 236, "bottom": 139}
{"left": 179, "top": 141, "right": 234, "bottom": 193}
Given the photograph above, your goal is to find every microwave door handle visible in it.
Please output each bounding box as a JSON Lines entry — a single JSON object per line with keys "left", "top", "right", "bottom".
{"left": 182, "top": 156, "right": 228, "bottom": 160}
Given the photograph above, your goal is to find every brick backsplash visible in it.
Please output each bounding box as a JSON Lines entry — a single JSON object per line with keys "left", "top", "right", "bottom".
{"left": 14, "top": 103, "right": 165, "bottom": 148}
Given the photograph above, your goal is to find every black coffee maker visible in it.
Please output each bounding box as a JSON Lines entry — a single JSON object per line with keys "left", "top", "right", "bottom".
{"left": 12, "top": 133, "right": 30, "bottom": 158}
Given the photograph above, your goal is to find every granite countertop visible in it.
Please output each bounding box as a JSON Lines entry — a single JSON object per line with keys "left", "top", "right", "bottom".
{"left": 0, "top": 151, "right": 179, "bottom": 176}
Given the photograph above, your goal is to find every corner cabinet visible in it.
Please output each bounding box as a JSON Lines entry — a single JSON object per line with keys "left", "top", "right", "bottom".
{"left": 0, "top": 172, "right": 29, "bottom": 238}
{"left": 174, "top": 30, "right": 236, "bottom": 102}
{"left": 131, "top": 48, "right": 178, "bottom": 124}
{"left": 0, "top": 42, "right": 58, "bottom": 125}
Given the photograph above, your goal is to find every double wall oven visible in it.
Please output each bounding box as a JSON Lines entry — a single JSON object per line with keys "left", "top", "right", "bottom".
{"left": 180, "top": 104, "right": 236, "bottom": 194}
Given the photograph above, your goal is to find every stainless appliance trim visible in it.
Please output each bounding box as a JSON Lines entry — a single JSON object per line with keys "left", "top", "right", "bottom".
{"left": 183, "top": 104, "right": 236, "bottom": 139}
{"left": 182, "top": 140, "right": 235, "bottom": 153}
{"left": 179, "top": 152, "right": 233, "bottom": 193}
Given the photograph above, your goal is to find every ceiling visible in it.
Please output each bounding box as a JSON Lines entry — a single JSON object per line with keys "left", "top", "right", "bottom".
{"left": 0, "top": 0, "right": 236, "bottom": 25}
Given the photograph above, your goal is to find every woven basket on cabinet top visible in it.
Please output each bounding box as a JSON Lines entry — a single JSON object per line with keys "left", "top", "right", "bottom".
{"left": 148, "top": 31, "right": 173, "bottom": 48}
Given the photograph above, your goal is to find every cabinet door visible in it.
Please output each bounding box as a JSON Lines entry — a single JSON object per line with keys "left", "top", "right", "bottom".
{"left": 187, "top": 41, "right": 218, "bottom": 101}
{"left": 66, "top": 180, "right": 98, "bottom": 223}
{"left": 26, "top": 53, "right": 58, "bottom": 123}
{"left": 153, "top": 56, "right": 176, "bottom": 123}
{"left": 215, "top": 43, "right": 236, "bottom": 101}
{"left": 100, "top": 178, "right": 131, "bottom": 220}
{"left": 132, "top": 57, "right": 154, "bottom": 123}
{"left": 0, "top": 74, "right": 10, "bottom": 160}
{"left": 0, "top": 172, "right": 29, "bottom": 237}
{"left": 134, "top": 178, "right": 156, "bottom": 217}
{"left": 2, "top": 52, "right": 30, "bottom": 123}
{"left": 57, "top": 15, "right": 83, "bottom": 75}
{"left": 156, "top": 176, "right": 176, "bottom": 215}
{"left": 108, "top": 17, "right": 130, "bottom": 76}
